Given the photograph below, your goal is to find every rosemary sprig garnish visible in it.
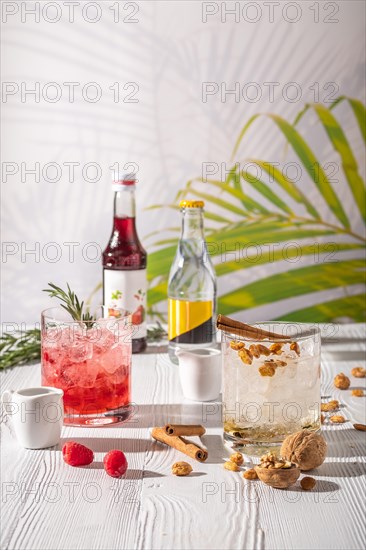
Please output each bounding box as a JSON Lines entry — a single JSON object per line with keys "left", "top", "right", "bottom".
{"left": 0, "top": 328, "right": 41, "bottom": 369}
{"left": 146, "top": 321, "right": 167, "bottom": 342}
{"left": 43, "top": 282, "right": 95, "bottom": 324}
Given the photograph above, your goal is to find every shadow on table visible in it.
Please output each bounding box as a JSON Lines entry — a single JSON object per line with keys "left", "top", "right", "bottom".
{"left": 322, "top": 350, "right": 366, "bottom": 361}
{"left": 283, "top": 479, "right": 340, "bottom": 494}
{"left": 323, "top": 429, "right": 366, "bottom": 459}
{"left": 71, "top": 462, "right": 166, "bottom": 478}
{"left": 200, "top": 434, "right": 231, "bottom": 463}
{"left": 315, "top": 462, "right": 365, "bottom": 478}
{"left": 143, "top": 344, "right": 168, "bottom": 354}
{"left": 126, "top": 468, "right": 165, "bottom": 479}
{"left": 120, "top": 402, "right": 222, "bottom": 430}
{"left": 56, "top": 437, "right": 158, "bottom": 453}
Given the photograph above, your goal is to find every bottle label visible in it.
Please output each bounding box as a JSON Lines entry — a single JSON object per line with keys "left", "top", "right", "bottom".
{"left": 104, "top": 269, "right": 147, "bottom": 339}
{"left": 168, "top": 299, "right": 214, "bottom": 344}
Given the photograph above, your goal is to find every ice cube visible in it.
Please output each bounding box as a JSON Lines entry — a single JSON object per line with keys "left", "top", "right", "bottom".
{"left": 62, "top": 359, "right": 99, "bottom": 387}
{"left": 91, "top": 328, "right": 116, "bottom": 355}
{"left": 100, "top": 345, "right": 123, "bottom": 374}
{"left": 69, "top": 339, "right": 93, "bottom": 363}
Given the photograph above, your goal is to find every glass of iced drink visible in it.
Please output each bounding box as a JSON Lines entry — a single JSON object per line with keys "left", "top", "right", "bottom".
{"left": 222, "top": 323, "right": 321, "bottom": 454}
{"left": 41, "top": 306, "right": 132, "bottom": 426}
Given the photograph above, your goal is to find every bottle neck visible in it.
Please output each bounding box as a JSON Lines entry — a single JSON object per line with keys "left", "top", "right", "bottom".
{"left": 114, "top": 186, "right": 136, "bottom": 219}
{"left": 181, "top": 208, "right": 205, "bottom": 241}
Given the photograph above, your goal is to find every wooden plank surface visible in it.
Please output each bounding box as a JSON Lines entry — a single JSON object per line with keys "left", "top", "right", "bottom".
{"left": 1, "top": 326, "right": 365, "bottom": 550}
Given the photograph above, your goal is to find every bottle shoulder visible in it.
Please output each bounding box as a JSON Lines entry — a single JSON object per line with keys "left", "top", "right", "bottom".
{"left": 168, "top": 260, "right": 216, "bottom": 298}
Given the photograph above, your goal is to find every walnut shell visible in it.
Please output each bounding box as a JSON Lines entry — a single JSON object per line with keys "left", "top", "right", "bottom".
{"left": 255, "top": 464, "right": 300, "bottom": 489}
{"left": 172, "top": 461, "right": 192, "bottom": 476}
{"left": 280, "top": 431, "right": 327, "bottom": 471}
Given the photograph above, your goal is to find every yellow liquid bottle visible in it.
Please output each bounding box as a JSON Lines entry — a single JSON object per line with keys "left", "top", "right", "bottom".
{"left": 168, "top": 201, "right": 217, "bottom": 363}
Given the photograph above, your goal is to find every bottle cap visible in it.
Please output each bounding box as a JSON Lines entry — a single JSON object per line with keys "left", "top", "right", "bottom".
{"left": 179, "top": 200, "right": 204, "bottom": 209}
{"left": 111, "top": 172, "right": 136, "bottom": 190}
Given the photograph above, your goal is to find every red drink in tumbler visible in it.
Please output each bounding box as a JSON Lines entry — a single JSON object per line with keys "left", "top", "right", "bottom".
{"left": 41, "top": 308, "right": 132, "bottom": 426}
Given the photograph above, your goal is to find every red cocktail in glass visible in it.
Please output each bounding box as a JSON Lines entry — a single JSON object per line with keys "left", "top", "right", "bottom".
{"left": 41, "top": 307, "right": 132, "bottom": 426}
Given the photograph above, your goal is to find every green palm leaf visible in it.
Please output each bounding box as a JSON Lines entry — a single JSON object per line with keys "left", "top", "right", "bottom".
{"left": 148, "top": 282, "right": 168, "bottom": 307}
{"left": 293, "top": 103, "right": 366, "bottom": 223}
{"left": 231, "top": 113, "right": 350, "bottom": 228}
{"left": 148, "top": 245, "right": 176, "bottom": 282}
{"left": 218, "top": 260, "right": 366, "bottom": 314}
{"left": 241, "top": 169, "right": 294, "bottom": 215}
{"left": 215, "top": 242, "right": 364, "bottom": 276}
{"left": 276, "top": 293, "right": 366, "bottom": 323}
{"left": 183, "top": 177, "right": 268, "bottom": 214}
{"left": 248, "top": 159, "right": 320, "bottom": 219}
{"left": 148, "top": 222, "right": 339, "bottom": 285}
{"left": 176, "top": 189, "right": 249, "bottom": 217}
{"left": 329, "top": 96, "right": 366, "bottom": 144}
{"left": 146, "top": 203, "right": 231, "bottom": 224}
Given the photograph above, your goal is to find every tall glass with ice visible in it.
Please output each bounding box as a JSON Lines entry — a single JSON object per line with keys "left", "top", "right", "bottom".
{"left": 222, "top": 323, "right": 321, "bottom": 453}
{"left": 41, "top": 307, "right": 132, "bottom": 426}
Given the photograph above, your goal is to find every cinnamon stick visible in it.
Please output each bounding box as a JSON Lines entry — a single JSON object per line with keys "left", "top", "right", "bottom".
{"left": 164, "top": 424, "right": 206, "bottom": 437}
{"left": 217, "top": 314, "right": 289, "bottom": 341}
{"left": 151, "top": 427, "right": 208, "bottom": 462}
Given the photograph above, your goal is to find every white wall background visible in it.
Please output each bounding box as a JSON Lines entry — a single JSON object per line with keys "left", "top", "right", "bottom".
{"left": 1, "top": 0, "right": 365, "bottom": 325}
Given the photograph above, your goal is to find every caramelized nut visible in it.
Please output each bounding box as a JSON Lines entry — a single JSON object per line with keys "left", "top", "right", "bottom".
{"left": 351, "top": 367, "right": 366, "bottom": 378}
{"left": 259, "top": 363, "right": 276, "bottom": 377}
{"left": 321, "top": 400, "right": 339, "bottom": 412}
{"left": 230, "top": 340, "right": 244, "bottom": 351}
{"left": 290, "top": 342, "right": 300, "bottom": 356}
{"left": 334, "top": 373, "right": 350, "bottom": 390}
{"left": 224, "top": 460, "right": 240, "bottom": 472}
{"left": 300, "top": 476, "right": 316, "bottom": 491}
{"left": 330, "top": 414, "right": 347, "bottom": 424}
{"left": 238, "top": 348, "right": 253, "bottom": 365}
{"left": 256, "top": 344, "right": 271, "bottom": 356}
{"left": 243, "top": 468, "right": 258, "bottom": 480}
{"left": 172, "top": 461, "right": 193, "bottom": 476}
{"left": 321, "top": 414, "right": 325, "bottom": 424}
{"left": 249, "top": 344, "right": 261, "bottom": 358}
{"left": 258, "top": 361, "right": 277, "bottom": 376}
{"left": 230, "top": 452, "right": 244, "bottom": 466}
{"left": 351, "top": 389, "right": 364, "bottom": 397}
{"left": 269, "top": 343, "right": 283, "bottom": 355}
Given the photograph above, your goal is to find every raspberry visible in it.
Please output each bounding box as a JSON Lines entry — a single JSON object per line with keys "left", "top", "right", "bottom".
{"left": 103, "top": 450, "right": 128, "bottom": 478}
{"left": 62, "top": 441, "right": 94, "bottom": 467}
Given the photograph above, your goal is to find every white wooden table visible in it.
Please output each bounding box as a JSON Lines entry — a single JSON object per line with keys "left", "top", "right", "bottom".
{"left": 1, "top": 325, "right": 365, "bottom": 550}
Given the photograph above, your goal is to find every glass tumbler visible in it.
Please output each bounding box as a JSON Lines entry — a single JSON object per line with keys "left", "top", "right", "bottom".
{"left": 222, "top": 323, "right": 321, "bottom": 454}
{"left": 41, "top": 306, "right": 132, "bottom": 426}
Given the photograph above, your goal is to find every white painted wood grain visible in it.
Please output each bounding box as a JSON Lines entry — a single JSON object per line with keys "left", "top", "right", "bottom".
{"left": 1, "top": 326, "right": 365, "bottom": 550}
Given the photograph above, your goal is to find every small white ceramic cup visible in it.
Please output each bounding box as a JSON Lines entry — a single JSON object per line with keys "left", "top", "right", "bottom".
{"left": 2, "top": 387, "right": 64, "bottom": 449}
{"left": 175, "top": 347, "right": 222, "bottom": 401}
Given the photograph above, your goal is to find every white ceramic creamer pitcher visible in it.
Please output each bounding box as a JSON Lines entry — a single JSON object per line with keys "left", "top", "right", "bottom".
{"left": 2, "top": 387, "right": 64, "bottom": 449}
{"left": 175, "top": 348, "right": 222, "bottom": 401}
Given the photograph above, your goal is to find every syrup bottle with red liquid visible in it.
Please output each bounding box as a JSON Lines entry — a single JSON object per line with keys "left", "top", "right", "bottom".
{"left": 102, "top": 172, "right": 147, "bottom": 353}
